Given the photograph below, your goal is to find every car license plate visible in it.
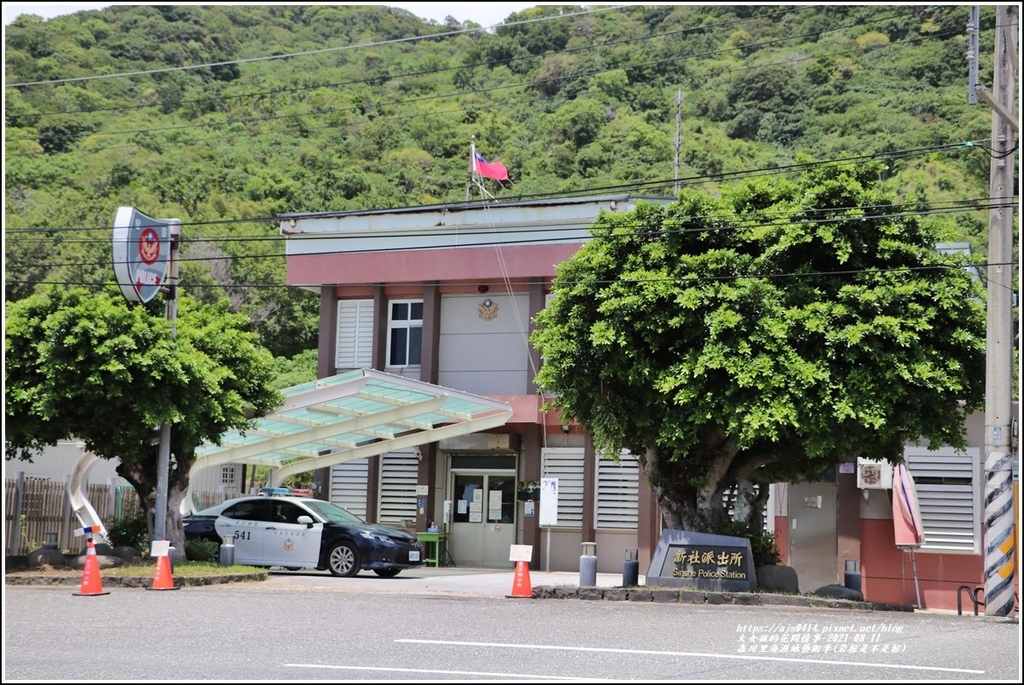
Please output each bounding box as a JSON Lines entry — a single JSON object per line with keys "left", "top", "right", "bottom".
{"left": 409, "top": 551, "right": 420, "bottom": 562}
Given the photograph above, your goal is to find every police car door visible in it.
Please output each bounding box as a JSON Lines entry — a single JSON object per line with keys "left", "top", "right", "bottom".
{"left": 261, "top": 499, "right": 322, "bottom": 568}
{"left": 214, "top": 499, "right": 270, "bottom": 564}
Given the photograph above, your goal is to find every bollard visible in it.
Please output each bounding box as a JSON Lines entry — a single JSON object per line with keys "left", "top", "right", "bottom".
{"left": 623, "top": 548, "right": 639, "bottom": 587}
{"left": 580, "top": 541, "right": 597, "bottom": 587}
{"left": 219, "top": 540, "right": 235, "bottom": 567}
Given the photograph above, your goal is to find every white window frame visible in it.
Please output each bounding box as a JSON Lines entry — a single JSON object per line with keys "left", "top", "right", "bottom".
{"left": 219, "top": 465, "right": 237, "bottom": 487}
{"left": 386, "top": 300, "right": 423, "bottom": 368}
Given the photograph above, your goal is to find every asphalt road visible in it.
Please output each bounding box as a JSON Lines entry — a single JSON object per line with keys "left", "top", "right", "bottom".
{"left": 4, "top": 567, "right": 1020, "bottom": 682}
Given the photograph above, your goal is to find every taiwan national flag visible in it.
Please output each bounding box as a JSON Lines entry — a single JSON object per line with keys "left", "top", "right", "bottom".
{"left": 473, "top": 149, "right": 509, "bottom": 181}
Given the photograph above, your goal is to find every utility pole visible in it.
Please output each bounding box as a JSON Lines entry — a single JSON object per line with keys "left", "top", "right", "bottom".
{"left": 971, "top": 5, "right": 1018, "bottom": 619}
{"left": 112, "top": 207, "right": 180, "bottom": 551}
{"left": 674, "top": 90, "right": 683, "bottom": 195}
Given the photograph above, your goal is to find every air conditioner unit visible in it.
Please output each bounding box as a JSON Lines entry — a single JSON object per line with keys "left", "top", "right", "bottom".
{"left": 856, "top": 458, "right": 893, "bottom": 489}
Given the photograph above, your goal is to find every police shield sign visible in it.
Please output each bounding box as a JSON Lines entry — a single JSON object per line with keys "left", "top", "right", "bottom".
{"left": 112, "top": 207, "right": 177, "bottom": 304}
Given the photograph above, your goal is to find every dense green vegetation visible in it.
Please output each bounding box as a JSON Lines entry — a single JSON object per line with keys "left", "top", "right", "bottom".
{"left": 532, "top": 162, "right": 987, "bottom": 531}
{"left": 5, "top": 287, "right": 284, "bottom": 549}
{"left": 4, "top": 4, "right": 1003, "bottom": 366}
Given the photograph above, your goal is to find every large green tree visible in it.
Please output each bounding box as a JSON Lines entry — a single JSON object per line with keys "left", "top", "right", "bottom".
{"left": 5, "top": 287, "right": 283, "bottom": 552}
{"left": 531, "top": 163, "right": 986, "bottom": 533}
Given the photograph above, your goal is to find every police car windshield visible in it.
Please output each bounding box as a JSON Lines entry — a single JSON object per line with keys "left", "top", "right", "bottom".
{"left": 302, "top": 499, "right": 364, "bottom": 524}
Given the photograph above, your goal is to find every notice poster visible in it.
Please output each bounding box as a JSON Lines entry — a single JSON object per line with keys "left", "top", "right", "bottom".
{"left": 540, "top": 478, "right": 558, "bottom": 527}
{"left": 488, "top": 490, "right": 503, "bottom": 520}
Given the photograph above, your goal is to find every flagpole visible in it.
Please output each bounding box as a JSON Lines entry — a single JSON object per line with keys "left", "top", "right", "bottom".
{"left": 466, "top": 136, "right": 476, "bottom": 201}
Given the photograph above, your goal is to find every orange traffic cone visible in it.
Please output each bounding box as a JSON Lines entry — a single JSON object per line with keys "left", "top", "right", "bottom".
{"left": 507, "top": 560, "right": 533, "bottom": 598}
{"left": 72, "top": 536, "right": 110, "bottom": 597}
{"left": 148, "top": 551, "right": 179, "bottom": 591}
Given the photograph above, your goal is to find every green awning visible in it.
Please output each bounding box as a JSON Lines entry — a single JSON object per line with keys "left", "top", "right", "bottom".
{"left": 191, "top": 368, "right": 512, "bottom": 487}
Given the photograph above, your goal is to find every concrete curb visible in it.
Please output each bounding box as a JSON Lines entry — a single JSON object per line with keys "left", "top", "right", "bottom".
{"left": 5, "top": 572, "right": 267, "bottom": 588}
{"left": 531, "top": 585, "right": 914, "bottom": 612}
{"left": 4, "top": 571, "right": 912, "bottom": 612}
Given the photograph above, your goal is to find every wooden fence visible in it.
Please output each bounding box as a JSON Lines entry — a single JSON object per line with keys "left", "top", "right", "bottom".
{"left": 3, "top": 476, "right": 237, "bottom": 556}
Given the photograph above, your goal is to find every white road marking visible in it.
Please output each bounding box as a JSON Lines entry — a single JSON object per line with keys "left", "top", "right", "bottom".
{"left": 393, "top": 639, "right": 987, "bottom": 675}
{"left": 284, "top": 664, "right": 617, "bottom": 680}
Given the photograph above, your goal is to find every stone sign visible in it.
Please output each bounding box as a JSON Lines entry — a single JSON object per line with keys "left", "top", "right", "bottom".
{"left": 646, "top": 530, "right": 756, "bottom": 592}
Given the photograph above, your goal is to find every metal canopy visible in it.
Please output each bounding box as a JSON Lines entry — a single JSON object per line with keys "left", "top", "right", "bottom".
{"left": 189, "top": 368, "right": 512, "bottom": 495}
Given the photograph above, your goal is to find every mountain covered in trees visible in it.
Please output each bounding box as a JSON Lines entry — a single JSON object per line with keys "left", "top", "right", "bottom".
{"left": 4, "top": 4, "right": 1002, "bottom": 364}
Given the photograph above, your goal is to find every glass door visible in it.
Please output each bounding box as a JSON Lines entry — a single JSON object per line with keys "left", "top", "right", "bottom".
{"left": 450, "top": 471, "right": 515, "bottom": 567}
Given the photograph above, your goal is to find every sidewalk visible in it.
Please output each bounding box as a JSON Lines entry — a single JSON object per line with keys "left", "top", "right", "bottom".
{"left": 5, "top": 564, "right": 947, "bottom": 615}
{"left": 260, "top": 566, "right": 920, "bottom": 613}
{"left": 260, "top": 565, "right": 638, "bottom": 597}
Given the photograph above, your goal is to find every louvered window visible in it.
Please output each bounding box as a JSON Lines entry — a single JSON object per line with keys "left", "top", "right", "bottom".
{"left": 595, "top": 450, "right": 639, "bottom": 529}
{"left": 904, "top": 446, "right": 981, "bottom": 553}
{"left": 336, "top": 299, "right": 373, "bottom": 370}
{"left": 378, "top": 451, "right": 418, "bottom": 525}
{"left": 540, "top": 447, "right": 584, "bottom": 527}
{"left": 330, "top": 459, "right": 369, "bottom": 520}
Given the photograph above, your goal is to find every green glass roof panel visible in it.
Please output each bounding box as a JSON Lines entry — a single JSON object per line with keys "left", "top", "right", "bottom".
{"left": 192, "top": 369, "right": 512, "bottom": 473}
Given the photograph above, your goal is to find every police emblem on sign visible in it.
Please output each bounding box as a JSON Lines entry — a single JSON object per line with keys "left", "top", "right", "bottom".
{"left": 112, "top": 206, "right": 178, "bottom": 304}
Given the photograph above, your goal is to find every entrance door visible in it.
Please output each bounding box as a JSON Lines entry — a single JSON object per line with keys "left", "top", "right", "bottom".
{"left": 788, "top": 482, "right": 838, "bottom": 592}
{"left": 450, "top": 471, "right": 516, "bottom": 568}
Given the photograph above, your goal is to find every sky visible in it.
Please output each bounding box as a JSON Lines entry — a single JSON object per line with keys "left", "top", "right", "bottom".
{"left": 2, "top": 2, "right": 543, "bottom": 27}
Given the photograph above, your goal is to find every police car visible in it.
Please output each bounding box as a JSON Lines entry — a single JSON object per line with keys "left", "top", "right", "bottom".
{"left": 183, "top": 489, "right": 424, "bottom": 577}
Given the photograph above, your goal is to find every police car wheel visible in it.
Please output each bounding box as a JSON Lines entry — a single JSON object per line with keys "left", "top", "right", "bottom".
{"left": 327, "top": 541, "right": 360, "bottom": 577}
{"left": 374, "top": 568, "right": 401, "bottom": 578}
{"left": 285, "top": 567, "right": 301, "bottom": 571}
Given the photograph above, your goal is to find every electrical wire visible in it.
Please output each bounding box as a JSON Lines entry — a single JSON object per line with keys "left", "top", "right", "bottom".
{"left": 5, "top": 7, "right": 948, "bottom": 154}
{"left": 4, "top": 5, "right": 631, "bottom": 89}
{"left": 4, "top": 141, "right": 1004, "bottom": 241}
{"left": 7, "top": 5, "right": 818, "bottom": 121}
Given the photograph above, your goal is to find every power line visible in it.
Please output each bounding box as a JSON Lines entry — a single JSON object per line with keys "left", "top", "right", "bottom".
{"left": 4, "top": 5, "right": 630, "bottom": 89}
{"left": 7, "top": 260, "right": 1012, "bottom": 293}
{"left": 6, "top": 7, "right": 940, "bottom": 153}
{"left": 7, "top": 199, "right": 1012, "bottom": 271}
{"left": 3, "top": 143, "right": 1005, "bottom": 240}
{"left": 4, "top": 193, "right": 1007, "bottom": 241}
{"left": 7, "top": 5, "right": 819, "bottom": 121}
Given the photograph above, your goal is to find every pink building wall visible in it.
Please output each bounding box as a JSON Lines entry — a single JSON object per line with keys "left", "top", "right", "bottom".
{"left": 860, "top": 518, "right": 985, "bottom": 612}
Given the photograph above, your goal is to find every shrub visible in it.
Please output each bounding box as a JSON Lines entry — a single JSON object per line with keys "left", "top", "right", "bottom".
{"left": 714, "top": 519, "right": 782, "bottom": 568}
{"left": 105, "top": 510, "right": 150, "bottom": 553}
{"left": 185, "top": 538, "right": 219, "bottom": 563}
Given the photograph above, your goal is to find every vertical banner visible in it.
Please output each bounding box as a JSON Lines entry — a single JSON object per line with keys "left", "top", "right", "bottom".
{"left": 539, "top": 477, "right": 558, "bottom": 527}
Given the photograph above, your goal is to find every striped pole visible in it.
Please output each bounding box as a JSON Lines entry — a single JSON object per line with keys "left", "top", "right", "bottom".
{"left": 983, "top": 450, "right": 1015, "bottom": 616}
{"left": 980, "top": 4, "right": 1017, "bottom": 619}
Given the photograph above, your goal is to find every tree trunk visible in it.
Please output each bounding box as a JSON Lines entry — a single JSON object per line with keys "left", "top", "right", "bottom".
{"left": 639, "top": 438, "right": 738, "bottom": 533}
{"left": 116, "top": 454, "right": 192, "bottom": 562}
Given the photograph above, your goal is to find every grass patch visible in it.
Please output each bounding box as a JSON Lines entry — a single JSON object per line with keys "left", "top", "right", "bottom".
{"left": 7, "top": 561, "right": 267, "bottom": 578}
